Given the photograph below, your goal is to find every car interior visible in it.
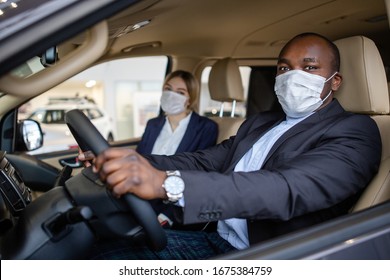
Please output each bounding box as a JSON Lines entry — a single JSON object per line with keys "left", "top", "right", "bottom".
{"left": 0, "top": 0, "right": 390, "bottom": 259}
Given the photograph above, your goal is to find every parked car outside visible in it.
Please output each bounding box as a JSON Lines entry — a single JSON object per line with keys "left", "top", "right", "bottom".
{"left": 26, "top": 98, "right": 115, "bottom": 154}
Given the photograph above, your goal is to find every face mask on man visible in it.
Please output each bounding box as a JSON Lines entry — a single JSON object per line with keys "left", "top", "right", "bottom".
{"left": 160, "top": 90, "right": 188, "bottom": 115}
{"left": 274, "top": 70, "right": 337, "bottom": 118}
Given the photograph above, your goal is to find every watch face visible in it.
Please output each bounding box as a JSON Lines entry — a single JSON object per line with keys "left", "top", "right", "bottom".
{"left": 165, "top": 176, "right": 185, "bottom": 195}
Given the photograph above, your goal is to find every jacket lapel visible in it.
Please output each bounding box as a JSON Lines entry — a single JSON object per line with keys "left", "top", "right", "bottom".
{"left": 261, "top": 99, "right": 345, "bottom": 166}
{"left": 146, "top": 116, "right": 166, "bottom": 154}
{"left": 176, "top": 113, "right": 197, "bottom": 153}
{"left": 224, "top": 99, "right": 345, "bottom": 172}
{"left": 224, "top": 118, "right": 283, "bottom": 171}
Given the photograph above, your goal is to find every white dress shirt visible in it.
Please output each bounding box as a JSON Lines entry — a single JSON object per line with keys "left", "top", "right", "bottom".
{"left": 151, "top": 112, "right": 192, "bottom": 155}
{"left": 217, "top": 115, "right": 310, "bottom": 249}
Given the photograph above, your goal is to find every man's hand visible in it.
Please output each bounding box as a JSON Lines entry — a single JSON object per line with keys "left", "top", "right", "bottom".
{"left": 78, "top": 149, "right": 95, "bottom": 167}
{"left": 93, "top": 147, "right": 168, "bottom": 200}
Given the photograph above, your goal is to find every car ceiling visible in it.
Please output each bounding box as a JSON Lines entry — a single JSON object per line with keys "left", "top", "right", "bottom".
{"left": 88, "top": 0, "right": 390, "bottom": 62}
{"left": 0, "top": 0, "right": 389, "bottom": 100}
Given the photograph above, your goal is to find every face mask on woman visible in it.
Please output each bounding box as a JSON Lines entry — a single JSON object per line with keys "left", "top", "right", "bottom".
{"left": 274, "top": 70, "right": 337, "bottom": 118}
{"left": 160, "top": 90, "right": 188, "bottom": 115}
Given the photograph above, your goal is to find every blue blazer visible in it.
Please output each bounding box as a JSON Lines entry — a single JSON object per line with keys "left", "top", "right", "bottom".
{"left": 136, "top": 112, "right": 218, "bottom": 155}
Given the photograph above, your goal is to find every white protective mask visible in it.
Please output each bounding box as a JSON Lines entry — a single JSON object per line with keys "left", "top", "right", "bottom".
{"left": 274, "top": 70, "right": 337, "bottom": 118}
{"left": 160, "top": 90, "right": 188, "bottom": 115}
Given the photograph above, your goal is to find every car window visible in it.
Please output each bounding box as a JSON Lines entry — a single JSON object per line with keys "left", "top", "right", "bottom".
{"left": 80, "top": 109, "right": 90, "bottom": 119}
{"left": 18, "top": 56, "right": 168, "bottom": 154}
{"left": 87, "top": 109, "right": 103, "bottom": 120}
{"left": 28, "top": 109, "right": 45, "bottom": 123}
{"left": 47, "top": 110, "right": 65, "bottom": 124}
{"left": 28, "top": 109, "right": 65, "bottom": 124}
{"left": 199, "top": 66, "right": 250, "bottom": 117}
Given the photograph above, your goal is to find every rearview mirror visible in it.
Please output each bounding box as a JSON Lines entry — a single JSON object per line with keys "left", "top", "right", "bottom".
{"left": 17, "top": 119, "right": 44, "bottom": 151}
{"left": 40, "top": 46, "right": 58, "bottom": 67}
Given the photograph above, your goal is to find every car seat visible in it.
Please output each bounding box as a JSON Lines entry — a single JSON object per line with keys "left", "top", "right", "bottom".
{"left": 208, "top": 57, "right": 246, "bottom": 143}
{"left": 334, "top": 36, "right": 390, "bottom": 211}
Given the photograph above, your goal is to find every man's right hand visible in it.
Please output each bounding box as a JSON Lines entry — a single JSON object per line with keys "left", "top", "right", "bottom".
{"left": 78, "top": 149, "right": 95, "bottom": 167}
{"left": 93, "top": 147, "right": 168, "bottom": 200}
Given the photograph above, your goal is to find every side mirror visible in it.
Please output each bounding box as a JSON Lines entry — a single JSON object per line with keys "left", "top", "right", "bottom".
{"left": 16, "top": 119, "right": 44, "bottom": 151}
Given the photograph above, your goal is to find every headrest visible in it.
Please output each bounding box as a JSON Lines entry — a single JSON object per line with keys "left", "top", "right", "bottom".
{"left": 208, "top": 58, "right": 245, "bottom": 102}
{"left": 334, "top": 36, "right": 389, "bottom": 114}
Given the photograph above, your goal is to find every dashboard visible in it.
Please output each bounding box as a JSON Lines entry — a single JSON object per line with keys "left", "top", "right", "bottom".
{"left": 0, "top": 148, "right": 156, "bottom": 259}
{"left": 0, "top": 151, "right": 31, "bottom": 217}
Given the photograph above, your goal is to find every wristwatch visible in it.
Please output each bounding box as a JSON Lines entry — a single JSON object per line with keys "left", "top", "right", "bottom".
{"left": 162, "top": 170, "right": 185, "bottom": 203}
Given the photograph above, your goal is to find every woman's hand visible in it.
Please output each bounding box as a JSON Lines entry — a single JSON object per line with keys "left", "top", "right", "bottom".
{"left": 93, "top": 147, "right": 167, "bottom": 200}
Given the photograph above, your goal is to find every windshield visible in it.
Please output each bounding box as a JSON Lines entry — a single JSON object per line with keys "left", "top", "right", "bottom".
{"left": 0, "top": 0, "right": 77, "bottom": 41}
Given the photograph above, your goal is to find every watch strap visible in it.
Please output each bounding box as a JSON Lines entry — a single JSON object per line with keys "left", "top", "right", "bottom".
{"left": 166, "top": 170, "right": 181, "bottom": 177}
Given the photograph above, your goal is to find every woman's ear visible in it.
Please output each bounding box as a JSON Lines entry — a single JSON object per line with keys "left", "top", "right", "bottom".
{"left": 186, "top": 96, "right": 192, "bottom": 109}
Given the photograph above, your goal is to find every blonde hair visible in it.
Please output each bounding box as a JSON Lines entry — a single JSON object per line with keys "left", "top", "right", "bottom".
{"left": 164, "top": 70, "right": 199, "bottom": 110}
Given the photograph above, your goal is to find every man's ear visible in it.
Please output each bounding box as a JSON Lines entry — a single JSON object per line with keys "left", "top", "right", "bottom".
{"left": 331, "top": 73, "right": 342, "bottom": 91}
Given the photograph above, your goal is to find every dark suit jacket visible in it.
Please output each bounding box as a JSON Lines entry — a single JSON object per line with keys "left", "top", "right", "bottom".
{"left": 137, "top": 112, "right": 217, "bottom": 228}
{"left": 146, "top": 100, "right": 382, "bottom": 244}
{"left": 136, "top": 112, "right": 218, "bottom": 155}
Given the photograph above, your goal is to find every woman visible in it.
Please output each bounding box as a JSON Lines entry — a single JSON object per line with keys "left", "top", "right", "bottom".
{"left": 136, "top": 70, "right": 218, "bottom": 229}
{"left": 79, "top": 71, "right": 218, "bottom": 227}
{"left": 136, "top": 70, "right": 218, "bottom": 156}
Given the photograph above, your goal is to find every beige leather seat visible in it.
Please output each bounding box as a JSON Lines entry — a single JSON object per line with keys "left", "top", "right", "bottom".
{"left": 208, "top": 58, "right": 245, "bottom": 143}
{"left": 334, "top": 36, "right": 390, "bottom": 211}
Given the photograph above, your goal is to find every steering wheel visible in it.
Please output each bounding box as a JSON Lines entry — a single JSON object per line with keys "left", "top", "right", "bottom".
{"left": 65, "top": 109, "right": 167, "bottom": 251}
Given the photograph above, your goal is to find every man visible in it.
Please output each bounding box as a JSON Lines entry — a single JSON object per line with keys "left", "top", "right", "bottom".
{"left": 85, "top": 33, "right": 381, "bottom": 259}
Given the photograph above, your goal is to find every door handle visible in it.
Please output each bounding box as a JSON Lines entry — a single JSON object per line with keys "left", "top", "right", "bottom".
{"left": 59, "top": 157, "right": 83, "bottom": 168}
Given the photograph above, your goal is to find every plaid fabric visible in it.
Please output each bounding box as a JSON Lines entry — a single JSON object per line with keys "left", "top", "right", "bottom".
{"left": 89, "top": 229, "right": 236, "bottom": 260}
